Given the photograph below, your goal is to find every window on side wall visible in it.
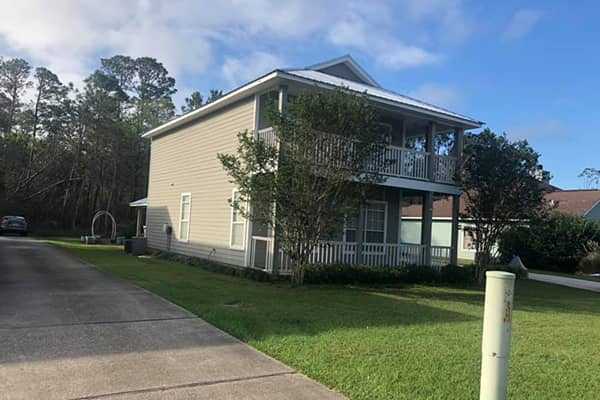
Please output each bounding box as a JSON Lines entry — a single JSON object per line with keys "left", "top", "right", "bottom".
{"left": 179, "top": 193, "right": 191, "bottom": 242}
{"left": 229, "top": 190, "right": 246, "bottom": 249}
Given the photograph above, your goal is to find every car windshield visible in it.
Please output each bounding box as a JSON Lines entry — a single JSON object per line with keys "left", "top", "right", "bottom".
{"left": 2, "top": 216, "right": 26, "bottom": 223}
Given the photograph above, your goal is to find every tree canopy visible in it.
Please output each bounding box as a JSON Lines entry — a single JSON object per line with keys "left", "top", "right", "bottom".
{"left": 0, "top": 55, "right": 220, "bottom": 235}
{"left": 461, "top": 128, "right": 547, "bottom": 277}
{"left": 218, "top": 88, "right": 389, "bottom": 285}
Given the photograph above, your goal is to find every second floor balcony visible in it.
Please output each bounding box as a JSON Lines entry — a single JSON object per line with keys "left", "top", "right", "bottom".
{"left": 256, "top": 127, "right": 460, "bottom": 186}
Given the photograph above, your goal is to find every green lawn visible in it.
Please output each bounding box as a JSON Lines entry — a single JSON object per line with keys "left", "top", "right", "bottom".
{"left": 45, "top": 238, "right": 600, "bottom": 400}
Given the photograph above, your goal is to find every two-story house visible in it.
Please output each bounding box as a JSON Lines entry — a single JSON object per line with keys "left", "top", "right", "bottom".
{"left": 140, "top": 55, "right": 483, "bottom": 274}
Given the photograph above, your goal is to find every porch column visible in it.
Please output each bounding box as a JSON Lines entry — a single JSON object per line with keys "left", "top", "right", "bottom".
{"left": 356, "top": 203, "right": 365, "bottom": 264}
{"left": 135, "top": 208, "right": 143, "bottom": 237}
{"left": 422, "top": 191, "right": 433, "bottom": 266}
{"left": 426, "top": 122, "right": 436, "bottom": 181}
{"left": 278, "top": 85, "right": 288, "bottom": 113}
{"left": 450, "top": 194, "right": 460, "bottom": 265}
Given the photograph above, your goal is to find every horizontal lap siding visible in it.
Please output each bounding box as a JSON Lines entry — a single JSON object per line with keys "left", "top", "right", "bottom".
{"left": 146, "top": 97, "right": 254, "bottom": 266}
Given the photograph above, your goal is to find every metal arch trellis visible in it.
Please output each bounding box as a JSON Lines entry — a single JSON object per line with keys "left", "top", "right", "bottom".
{"left": 91, "top": 211, "right": 117, "bottom": 241}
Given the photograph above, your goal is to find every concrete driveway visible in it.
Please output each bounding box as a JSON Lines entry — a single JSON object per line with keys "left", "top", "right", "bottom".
{"left": 529, "top": 272, "right": 600, "bottom": 293}
{"left": 0, "top": 236, "right": 344, "bottom": 400}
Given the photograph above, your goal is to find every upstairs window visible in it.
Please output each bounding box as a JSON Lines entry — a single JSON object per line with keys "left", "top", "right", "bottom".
{"left": 179, "top": 193, "right": 191, "bottom": 242}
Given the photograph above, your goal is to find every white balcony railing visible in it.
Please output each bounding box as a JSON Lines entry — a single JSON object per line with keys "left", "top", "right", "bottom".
{"left": 274, "top": 241, "right": 452, "bottom": 274}
{"left": 255, "top": 127, "right": 457, "bottom": 184}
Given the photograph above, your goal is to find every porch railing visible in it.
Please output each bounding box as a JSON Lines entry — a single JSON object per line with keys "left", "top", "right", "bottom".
{"left": 255, "top": 127, "right": 457, "bottom": 184}
{"left": 273, "top": 241, "right": 452, "bottom": 274}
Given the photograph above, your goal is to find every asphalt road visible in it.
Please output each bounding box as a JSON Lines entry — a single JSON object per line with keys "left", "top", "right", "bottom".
{"left": 0, "top": 236, "right": 343, "bottom": 400}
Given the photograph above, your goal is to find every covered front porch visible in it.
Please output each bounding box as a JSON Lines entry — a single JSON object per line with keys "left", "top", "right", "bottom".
{"left": 248, "top": 188, "right": 461, "bottom": 274}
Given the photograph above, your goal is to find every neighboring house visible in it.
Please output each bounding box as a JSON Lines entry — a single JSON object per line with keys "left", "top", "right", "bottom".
{"left": 141, "top": 55, "right": 482, "bottom": 274}
{"left": 402, "top": 189, "right": 600, "bottom": 262}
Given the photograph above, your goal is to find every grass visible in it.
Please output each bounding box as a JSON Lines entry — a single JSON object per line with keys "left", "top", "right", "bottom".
{"left": 530, "top": 268, "right": 600, "bottom": 282}
{"left": 45, "top": 238, "right": 600, "bottom": 400}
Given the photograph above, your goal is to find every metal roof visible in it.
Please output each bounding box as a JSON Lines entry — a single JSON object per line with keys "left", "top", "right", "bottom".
{"left": 282, "top": 69, "right": 481, "bottom": 126}
{"left": 142, "top": 55, "right": 483, "bottom": 139}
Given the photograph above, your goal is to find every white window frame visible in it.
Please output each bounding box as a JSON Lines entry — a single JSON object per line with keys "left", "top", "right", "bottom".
{"left": 363, "top": 200, "right": 388, "bottom": 244}
{"left": 178, "top": 192, "right": 191, "bottom": 242}
{"left": 229, "top": 189, "right": 247, "bottom": 250}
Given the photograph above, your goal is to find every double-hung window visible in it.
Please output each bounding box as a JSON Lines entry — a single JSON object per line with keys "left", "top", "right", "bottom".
{"left": 229, "top": 190, "right": 246, "bottom": 249}
{"left": 364, "top": 202, "right": 386, "bottom": 243}
{"left": 179, "top": 193, "right": 191, "bottom": 242}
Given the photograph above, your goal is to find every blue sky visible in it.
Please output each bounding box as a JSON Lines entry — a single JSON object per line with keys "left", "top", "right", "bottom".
{"left": 0, "top": 0, "right": 598, "bottom": 188}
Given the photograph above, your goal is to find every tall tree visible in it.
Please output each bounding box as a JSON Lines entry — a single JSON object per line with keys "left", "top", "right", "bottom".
{"left": 461, "top": 129, "right": 547, "bottom": 281}
{"left": 0, "top": 58, "right": 31, "bottom": 136}
{"left": 219, "top": 88, "right": 388, "bottom": 285}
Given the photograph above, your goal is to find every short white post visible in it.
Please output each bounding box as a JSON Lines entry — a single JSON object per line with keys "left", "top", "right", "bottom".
{"left": 480, "top": 271, "right": 516, "bottom": 400}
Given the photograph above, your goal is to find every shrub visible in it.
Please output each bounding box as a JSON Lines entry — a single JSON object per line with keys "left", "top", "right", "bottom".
{"left": 303, "top": 263, "right": 474, "bottom": 285}
{"left": 150, "top": 250, "right": 276, "bottom": 282}
{"left": 498, "top": 212, "right": 600, "bottom": 273}
{"left": 578, "top": 253, "right": 600, "bottom": 274}
{"left": 440, "top": 264, "right": 476, "bottom": 283}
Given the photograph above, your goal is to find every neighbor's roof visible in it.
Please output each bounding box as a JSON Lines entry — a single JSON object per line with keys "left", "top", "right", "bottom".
{"left": 546, "top": 190, "right": 600, "bottom": 217}
{"left": 142, "top": 55, "right": 483, "bottom": 139}
{"left": 129, "top": 197, "right": 148, "bottom": 207}
{"left": 402, "top": 190, "right": 600, "bottom": 219}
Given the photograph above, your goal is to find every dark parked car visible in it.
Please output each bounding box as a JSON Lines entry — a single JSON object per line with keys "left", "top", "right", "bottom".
{"left": 0, "top": 216, "right": 28, "bottom": 236}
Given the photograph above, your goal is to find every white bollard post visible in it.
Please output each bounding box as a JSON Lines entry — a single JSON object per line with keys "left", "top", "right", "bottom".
{"left": 480, "top": 271, "right": 516, "bottom": 400}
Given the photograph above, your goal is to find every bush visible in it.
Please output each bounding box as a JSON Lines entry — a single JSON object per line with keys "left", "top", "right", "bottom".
{"left": 303, "top": 263, "right": 474, "bottom": 285}
{"left": 498, "top": 212, "right": 600, "bottom": 273}
{"left": 150, "top": 250, "right": 276, "bottom": 282}
{"left": 578, "top": 253, "right": 600, "bottom": 274}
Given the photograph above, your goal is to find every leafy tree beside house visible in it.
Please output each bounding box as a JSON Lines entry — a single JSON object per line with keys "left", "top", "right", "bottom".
{"left": 218, "top": 88, "right": 388, "bottom": 285}
{"left": 461, "top": 129, "right": 547, "bottom": 281}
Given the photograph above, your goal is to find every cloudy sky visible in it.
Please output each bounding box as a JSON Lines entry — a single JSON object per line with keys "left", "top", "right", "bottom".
{"left": 0, "top": 0, "right": 598, "bottom": 188}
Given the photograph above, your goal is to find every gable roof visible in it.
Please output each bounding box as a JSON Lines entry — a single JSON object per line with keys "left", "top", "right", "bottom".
{"left": 402, "top": 190, "right": 600, "bottom": 219}
{"left": 142, "top": 55, "right": 483, "bottom": 139}
{"left": 305, "top": 55, "right": 381, "bottom": 87}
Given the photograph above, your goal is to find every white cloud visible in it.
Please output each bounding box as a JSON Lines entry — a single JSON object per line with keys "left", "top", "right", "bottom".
{"left": 503, "top": 9, "right": 543, "bottom": 41}
{"left": 222, "top": 51, "right": 285, "bottom": 88}
{"left": 409, "top": 83, "right": 459, "bottom": 108}
{"left": 0, "top": 0, "right": 473, "bottom": 89}
{"left": 327, "top": 17, "right": 440, "bottom": 70}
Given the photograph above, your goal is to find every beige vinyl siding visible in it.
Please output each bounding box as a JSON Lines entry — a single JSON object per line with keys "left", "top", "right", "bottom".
{"left": 146, "top": 96, "right": 255, "bottom": 266}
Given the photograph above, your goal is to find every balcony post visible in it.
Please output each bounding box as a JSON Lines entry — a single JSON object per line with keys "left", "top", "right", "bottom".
{"left": 426, "top": 122, "right": 436, "bottom": 181}
{"left": 356, "top": 203, "right": 365, "bottom": 264}
{"left": 450, "top": 194, "right": 460, "bottom": 265}
{"left": 421, "top": 191, "right": 433, "bottom": 266}
{"left": 454, "top": 127, "right": 464, "bottom": 183}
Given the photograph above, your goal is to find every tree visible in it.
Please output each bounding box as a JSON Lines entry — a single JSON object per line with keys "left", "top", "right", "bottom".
{"left": 0, "top": 58, "right": 31, "bottom": 136}
{"left": 218, "top": 88, "right": 388, "bottom": 285}
{"left": 579, "top": 168, "right": 600, "bottom": 189}
{"left": 181, "top": 91, "right": 204, "bottom": 113}
{"left": 207, "top": 89, "right": 223, "bottom": 103}
{"left": 461, "top": 129, "right": 547, "bottom": 281}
